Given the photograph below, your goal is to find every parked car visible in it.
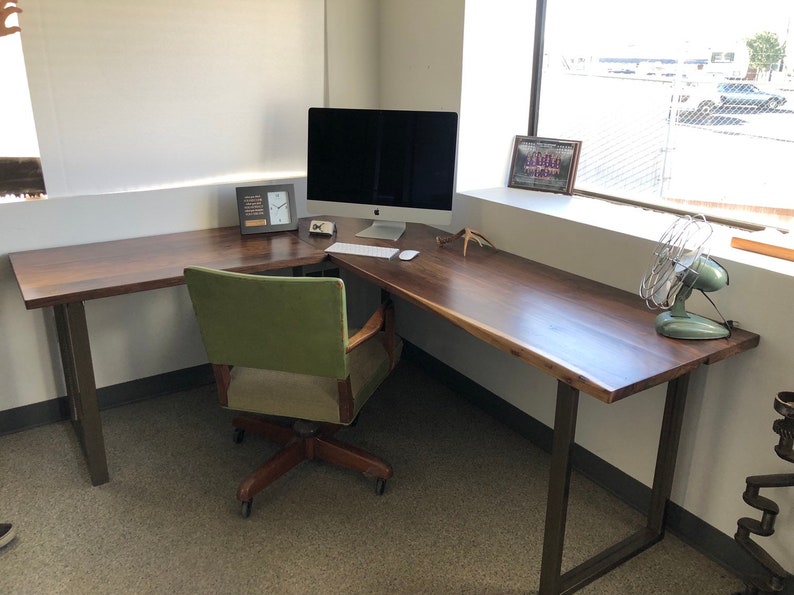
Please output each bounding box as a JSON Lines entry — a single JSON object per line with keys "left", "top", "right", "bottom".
{"left": 717, "top": 83, "right": 787, "bottom": 110}
{"left": 673, "top": 83, "right": 721, "bottom": 121}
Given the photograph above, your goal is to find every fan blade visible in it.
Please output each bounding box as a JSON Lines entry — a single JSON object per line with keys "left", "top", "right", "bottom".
{"left": 653, "top": 278, "right": 674, "bottom": 307}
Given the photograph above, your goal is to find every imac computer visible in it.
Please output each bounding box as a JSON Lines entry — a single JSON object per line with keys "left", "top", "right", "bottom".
{"left": 306, "top": 107, "right": 458, "bottom": 241}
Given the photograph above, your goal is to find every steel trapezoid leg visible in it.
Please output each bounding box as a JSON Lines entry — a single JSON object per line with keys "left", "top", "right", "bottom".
{"left": 54, "top": 302, "right": 109, "bottom": 486}
{"left": 538, "top": 381, "right": 579, "bottom": 595}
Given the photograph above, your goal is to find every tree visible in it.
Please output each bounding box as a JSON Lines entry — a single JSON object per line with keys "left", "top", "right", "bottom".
{"left": 745, "top": 31, "right": 786, "bottom": 80}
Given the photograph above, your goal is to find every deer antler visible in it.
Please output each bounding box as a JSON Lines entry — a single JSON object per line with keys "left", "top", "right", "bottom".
{"left": 435, "top": 228, "right": 496, "bottom": 257}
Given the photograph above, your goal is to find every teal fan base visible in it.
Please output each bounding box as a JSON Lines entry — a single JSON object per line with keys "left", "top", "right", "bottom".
{"left": 655, "top": 298, "right": 729, "bottom": 340}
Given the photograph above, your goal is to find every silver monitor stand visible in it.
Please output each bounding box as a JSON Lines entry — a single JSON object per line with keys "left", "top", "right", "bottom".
{"left": 355, "top": 220, "right": 406, "bottom": 241}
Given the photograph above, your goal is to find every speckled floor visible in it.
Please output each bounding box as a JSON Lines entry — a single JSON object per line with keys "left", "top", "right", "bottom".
{"left": 0, "top": 361, "right": 744, "bottom": 594}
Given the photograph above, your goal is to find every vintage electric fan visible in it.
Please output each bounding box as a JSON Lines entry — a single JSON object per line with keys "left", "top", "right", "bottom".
{"left": 639, "top": 214, "right": 730, "bottom": 339}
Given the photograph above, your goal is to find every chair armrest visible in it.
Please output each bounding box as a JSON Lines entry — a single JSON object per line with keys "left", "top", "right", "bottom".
{"left": 346, "top": 302, "right": 388, "bottom": 353}
{"left": 212, "top": 364, "right": 231, "bottom": 406}
{"left": 346, "top": 300, "right": 398, "bottom": 372}
{"left": 338, "top": 301, "right": 397, "bottom": 423}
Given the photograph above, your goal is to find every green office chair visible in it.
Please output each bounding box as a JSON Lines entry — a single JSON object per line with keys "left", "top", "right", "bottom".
{"left": 184, "top": 266, "right": 400, "bottom": 517}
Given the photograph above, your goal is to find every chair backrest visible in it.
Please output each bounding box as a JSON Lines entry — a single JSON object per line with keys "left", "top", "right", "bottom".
{"left": 184, "top": 266, "right": 350, "bottom": 379}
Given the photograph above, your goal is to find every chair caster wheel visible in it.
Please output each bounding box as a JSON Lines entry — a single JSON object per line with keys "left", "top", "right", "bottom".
{"left": 241, "top": 499, "right": 253, "bottom": 518}
{"left": 233, "top": 428, "right": 245, "bottom": 444}
{"left": 375, "top": 478, "right": 386, "bottom": 495}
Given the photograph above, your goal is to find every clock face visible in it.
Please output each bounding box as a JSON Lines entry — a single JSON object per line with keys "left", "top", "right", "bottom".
{"left": 267, "top": 191, "right": 291, "bottom": 225}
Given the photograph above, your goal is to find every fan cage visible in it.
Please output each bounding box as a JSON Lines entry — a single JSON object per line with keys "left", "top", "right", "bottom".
{"left": 640, "top": 214, "right": 713, "bottom": 310}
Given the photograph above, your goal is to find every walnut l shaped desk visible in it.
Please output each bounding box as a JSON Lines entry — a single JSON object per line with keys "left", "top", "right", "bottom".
{"left": 8, "top": 217, "right": 760, "bottom": 594}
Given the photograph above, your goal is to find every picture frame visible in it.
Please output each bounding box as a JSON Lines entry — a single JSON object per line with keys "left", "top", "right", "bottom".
{"left": 508, "top": 136, "right": 582, "bottom": 195}
{"left": 236, "top": 183, "right": 298, "bottom": 235}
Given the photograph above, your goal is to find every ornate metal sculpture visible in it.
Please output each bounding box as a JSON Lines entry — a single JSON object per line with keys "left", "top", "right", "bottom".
{"left": 435, "top": 228, "right": 496, "bottom": 257}
{"left": 1, "top": 1, "right": 22, "bottom": 37}
{"left": 733, "top": 391, "right": 794, "bottom": 594}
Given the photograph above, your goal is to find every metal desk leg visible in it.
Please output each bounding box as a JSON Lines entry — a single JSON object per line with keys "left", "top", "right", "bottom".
{"left": 54, "top": 302, "right": 109, "bottom": 486}
{"left": 538, "top": 374, "right": 691, "bottom": 594}
{"left": 539, "top": 381, "right": 580, "bottom": 595}
{"left": 647, "top": 373, "right": 690, "bottom": 534}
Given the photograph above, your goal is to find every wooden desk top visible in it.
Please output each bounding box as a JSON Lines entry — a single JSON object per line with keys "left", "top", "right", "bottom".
{"left": 299, "top": 218, "right": 760, "bottom": 404}
{"left": 9, "top": 227, "right": 326, "bottom": 309}
{"left": 8, "top": 218, "right": 759, "bottom": 403}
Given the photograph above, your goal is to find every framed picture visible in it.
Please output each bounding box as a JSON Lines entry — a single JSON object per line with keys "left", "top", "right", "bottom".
{"left": 508, "top": 136, "right": 582, "bottom": 195}
{"left": 236, "top": 183, "right": 298, "bottom": 234}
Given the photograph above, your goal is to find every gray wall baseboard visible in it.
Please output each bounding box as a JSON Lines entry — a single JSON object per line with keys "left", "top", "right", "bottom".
{"left": 0, "top": 364, "right": 214, "bottom": 436}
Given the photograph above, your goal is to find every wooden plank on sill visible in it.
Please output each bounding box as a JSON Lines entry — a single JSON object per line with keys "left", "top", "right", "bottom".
{"left": 730, "top": 236, "right": 794, "bottom": 262}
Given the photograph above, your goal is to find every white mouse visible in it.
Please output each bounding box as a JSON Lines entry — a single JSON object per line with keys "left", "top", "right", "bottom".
{"left": 399, "top": 250, "right": 420, "bottom": 261}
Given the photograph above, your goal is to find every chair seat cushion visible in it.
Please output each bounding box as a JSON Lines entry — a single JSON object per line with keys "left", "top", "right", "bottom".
{"left": 226, "top": 334, "right": 401, "bottom": 424}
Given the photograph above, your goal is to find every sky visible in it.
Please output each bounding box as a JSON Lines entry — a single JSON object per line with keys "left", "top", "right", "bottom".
{"left": 546, "top": 1, "right": 793, "bottom": 58}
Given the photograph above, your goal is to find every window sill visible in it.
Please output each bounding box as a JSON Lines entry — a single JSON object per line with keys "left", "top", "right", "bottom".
{"left": 460, "top": 186, "right": 794, "bottom": 278}
{"left": 0, "top": 193, "right": 47, "bottom": 205}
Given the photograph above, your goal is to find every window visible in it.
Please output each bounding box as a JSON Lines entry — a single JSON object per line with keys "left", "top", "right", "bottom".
{"left": 537, "top": 0, "right": 793, "bottom": 231}
{"left": 0, "top": 6, "right": 46, "bottom": 203}
{"left": 711, "top": 52, "right": 735, "bottom": 64}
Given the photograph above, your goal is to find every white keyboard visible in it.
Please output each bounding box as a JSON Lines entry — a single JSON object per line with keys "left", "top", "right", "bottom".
{"left": 324, "top": 242, "right": 400, "bottom": 260}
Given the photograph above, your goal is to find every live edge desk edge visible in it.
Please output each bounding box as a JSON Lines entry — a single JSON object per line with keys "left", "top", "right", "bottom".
{"left": 9, "top": 219, "right": 760, "bottom": 595}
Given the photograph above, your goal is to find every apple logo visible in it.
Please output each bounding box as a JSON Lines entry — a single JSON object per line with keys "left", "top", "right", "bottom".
{"left": 374, "top": 209, "right": 380, "bottom": 216}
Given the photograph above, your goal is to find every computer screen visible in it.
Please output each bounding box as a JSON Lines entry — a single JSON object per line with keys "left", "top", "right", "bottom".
{"left": 306, "top": 107, "right": 458, "bottom": 240}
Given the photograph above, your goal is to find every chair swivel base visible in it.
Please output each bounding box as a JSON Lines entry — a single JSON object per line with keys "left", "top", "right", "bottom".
{"left": 231, "top": 415, "right": 393, "bottom": 517}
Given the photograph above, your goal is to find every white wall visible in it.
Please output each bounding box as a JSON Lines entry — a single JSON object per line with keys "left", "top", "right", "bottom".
{"left": 325, "top": 0, "right": 380, "bottom": 108}
{"left": 324, "top": 0, "right": 463, "bottom": 112}
{"left": 456, "top": 0, "right": 534, "bottom": 190}
{"left": 0, "top": 178, "right": 310, "bottom": 409}
{"left": 1, "top": 0, "right": 792, "bottom": 569}
{"left": 378, "top": 0, "right": 464, "bottom": 112}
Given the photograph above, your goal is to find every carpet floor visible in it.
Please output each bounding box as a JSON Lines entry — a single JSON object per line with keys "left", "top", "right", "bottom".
{"left": 0, "top": 360, "right": 744, "bottom": 594}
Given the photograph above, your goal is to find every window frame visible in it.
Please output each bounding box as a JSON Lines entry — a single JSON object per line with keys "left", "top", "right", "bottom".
{"left": 529, "top": 0, "right": 789, "bottom": 232}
